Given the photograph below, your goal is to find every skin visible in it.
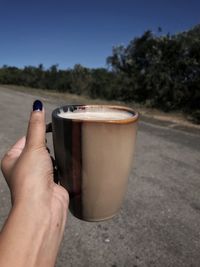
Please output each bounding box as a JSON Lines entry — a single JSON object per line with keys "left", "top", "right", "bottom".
{"left": 0, "top": 107, "right": 69, "bottom": 267}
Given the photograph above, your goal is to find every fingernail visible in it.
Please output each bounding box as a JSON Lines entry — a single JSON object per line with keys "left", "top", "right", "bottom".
{"left": 33, "top": 100, "right": 43, "bottom": 111}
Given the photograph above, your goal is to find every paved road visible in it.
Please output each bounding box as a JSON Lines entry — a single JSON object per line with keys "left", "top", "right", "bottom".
{"left": 0, "top": 86, "right": 200, "bottom": 267}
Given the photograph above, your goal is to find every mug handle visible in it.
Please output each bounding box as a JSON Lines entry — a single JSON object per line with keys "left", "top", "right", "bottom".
{"left": 46, "top": 122, "right": 52, "bottom": 133}
{"left": 45, "top": 122, "right": 59, "bottom": 184}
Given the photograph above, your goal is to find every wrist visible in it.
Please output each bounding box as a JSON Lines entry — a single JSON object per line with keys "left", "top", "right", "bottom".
{"left": 12, "top": 198, "right": 52, "bottom": 228}
{"left": 0, "top": 202, "right": 51, "bottom": 267}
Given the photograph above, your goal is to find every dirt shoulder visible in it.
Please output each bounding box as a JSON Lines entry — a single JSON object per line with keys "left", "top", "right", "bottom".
{"left": 2, "top": 84, "right": 200, "bottom": 134}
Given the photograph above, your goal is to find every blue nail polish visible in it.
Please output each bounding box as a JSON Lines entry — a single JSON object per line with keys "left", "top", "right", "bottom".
{"left": 33, "top": 100, "right": 43, "bottom": 111}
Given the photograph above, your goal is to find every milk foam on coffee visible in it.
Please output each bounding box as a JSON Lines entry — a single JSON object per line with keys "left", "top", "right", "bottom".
{"left": 58, "top": 107, "right": 133, "bottom": 121}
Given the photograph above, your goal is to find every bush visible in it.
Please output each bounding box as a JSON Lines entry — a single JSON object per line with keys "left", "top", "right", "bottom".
{"left": 0, "top": 24, "right": 200, "bottom": 123}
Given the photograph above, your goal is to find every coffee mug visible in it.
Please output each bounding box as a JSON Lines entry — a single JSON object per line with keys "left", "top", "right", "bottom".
{"left": 47, "top": 105, "right": 139, "bottom": 221}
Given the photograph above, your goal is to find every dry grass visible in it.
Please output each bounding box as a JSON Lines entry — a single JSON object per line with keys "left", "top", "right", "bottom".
{"left": 2, "top": 84, "right": 200, "bottom": 129}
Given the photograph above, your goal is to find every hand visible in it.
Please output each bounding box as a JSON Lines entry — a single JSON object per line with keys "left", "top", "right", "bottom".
{"left": 0, "top": 101, "right": 69, "bottom": 267}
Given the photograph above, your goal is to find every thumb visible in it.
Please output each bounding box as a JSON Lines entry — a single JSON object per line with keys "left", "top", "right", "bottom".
{"left": 25, "top": 100, "right": 46, "bottom": 150}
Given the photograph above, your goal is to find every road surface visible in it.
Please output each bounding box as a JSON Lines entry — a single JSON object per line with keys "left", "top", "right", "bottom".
{"left": 0, "top": 86, "right": 200, "bottom": 267}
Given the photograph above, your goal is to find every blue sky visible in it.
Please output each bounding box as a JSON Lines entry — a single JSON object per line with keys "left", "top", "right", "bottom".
{"left": 0, "top": 0, "right": 199, "bottom": 69}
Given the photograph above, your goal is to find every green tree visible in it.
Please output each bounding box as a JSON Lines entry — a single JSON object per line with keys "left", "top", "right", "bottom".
{"left": 69, "top": 64, "right": 92, "bottom": 95}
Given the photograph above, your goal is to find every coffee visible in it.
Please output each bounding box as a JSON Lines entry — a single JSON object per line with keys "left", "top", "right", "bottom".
{"left": 58, "top": 107, "right": 133, "bottom": 121}
{"left": 52, "top": 105, "right": 138, "bottom": 221}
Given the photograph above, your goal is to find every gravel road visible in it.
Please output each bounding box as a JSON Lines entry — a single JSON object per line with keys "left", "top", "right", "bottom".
{"left": 0, "top": 86, "right": 200, "bottom": 267}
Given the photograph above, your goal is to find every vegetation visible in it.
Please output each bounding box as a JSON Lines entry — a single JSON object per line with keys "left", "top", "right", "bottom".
{"left": 0, "top": 24, "right": 200, "bottom": 123}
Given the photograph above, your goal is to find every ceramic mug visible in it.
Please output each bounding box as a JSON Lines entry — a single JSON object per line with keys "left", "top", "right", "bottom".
{"left": 47, "top": 105, "right": 139, "bottom": 221}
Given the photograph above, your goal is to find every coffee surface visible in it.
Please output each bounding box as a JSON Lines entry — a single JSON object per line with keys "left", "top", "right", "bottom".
{"left": 58, "top": 107, "right": 133, "bottom": 121}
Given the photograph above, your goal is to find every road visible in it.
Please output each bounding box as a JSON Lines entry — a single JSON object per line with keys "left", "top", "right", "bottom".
{"left": 0, "top": 86, "right": 200, "bottom": 267}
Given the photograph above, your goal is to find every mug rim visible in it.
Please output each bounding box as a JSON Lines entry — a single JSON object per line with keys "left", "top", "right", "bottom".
{"left": 52, "top": 104, "right": 139, "bottom": 124}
